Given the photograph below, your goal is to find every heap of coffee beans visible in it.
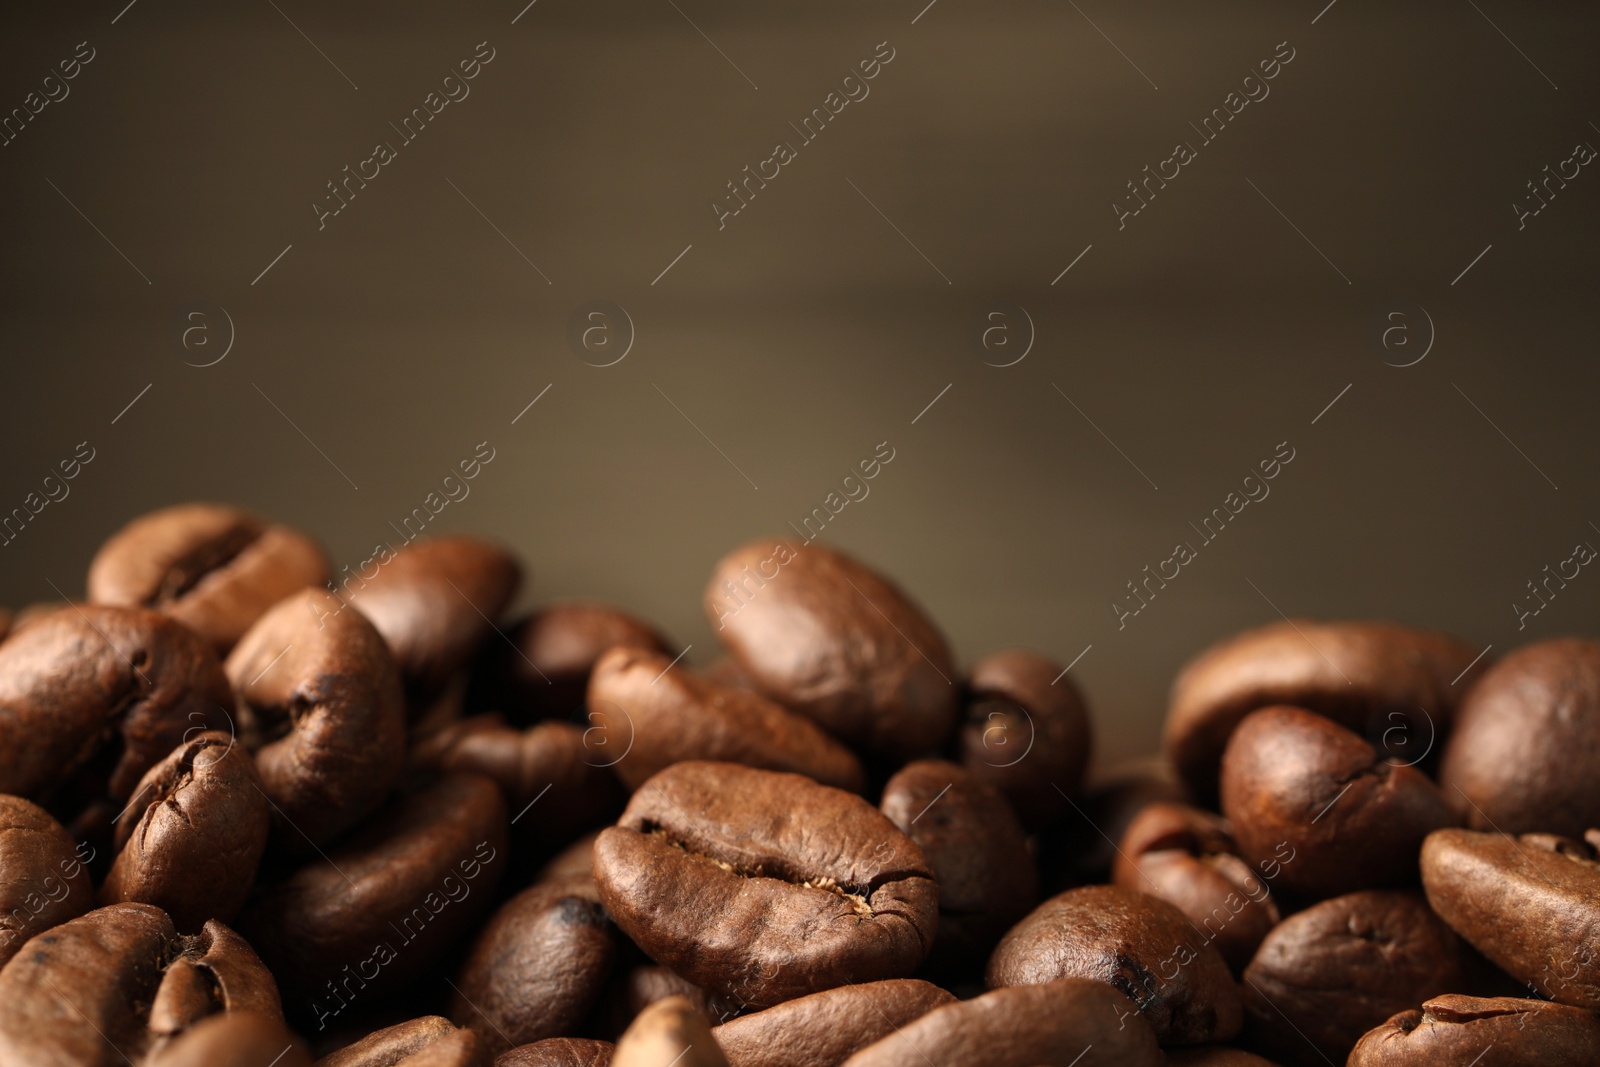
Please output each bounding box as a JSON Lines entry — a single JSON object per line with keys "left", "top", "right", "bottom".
{"left": 0, "top": 502, "right": 1597, "bottom": 1066}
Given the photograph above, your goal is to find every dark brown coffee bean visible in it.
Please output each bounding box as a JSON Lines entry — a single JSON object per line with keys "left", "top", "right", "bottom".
{"left": 879, "top": 759, "right": 1037, "bottom": 968}
{"left": 986, "top": 884, "right": 1242, "bottom": 1045}
{"left": 226, "top": 588, "right": 407, "bottom": 849}
{"left": 0, "top": 793, "right": 93, "bottom": 968}
{"left": 342, "top": 537, "right": 521, "bottom": 713}
{"left": 1220, "top": 706, "right": 1456, "bottom": 900}
{"left": 705, "top": 541, "right": 957, "bottom": 759}
{"left": 539, "top": 830, "right": 603, "bottom": 882}
{"left": 1347, "top": 994, "right": 1600, "bottom": 1066}
{"left": 841, "top": 978, "right": 1162, "bottom": 1067}
{"left": 148, "top": 920, "right": 287, "bottom": 1045}
{"left": 100, "top": 730, "right": 269, "bottom": 929}
{"left": 450, "top": 874, "right": 617, "bottom": 1053}
{"left": 145, "top": 1012, "right": 312, "bottom": 1067}
{"left": 593, "top": 761, "right": 937, "bottom": 1009}
{"left": 711, "top": 979, "right": 954, "bottom": 1067}
{"left": 613, "top": 996, "right": 727, "bottom": 1067}
{"left": 495, "top": 1039, "right": 615, "bottom": 1067}
{"left": 1421, "top": 827, "right": 1600, "bottom": 1010}
{"left": 240, "top": 772, "right": 507, "bottom": 1019}
{"left": 1167, "top": 621, "right": 1484, "bottom": 802}
{"left": 1439, "top": 639, "right": 1600, "bottom": 838}
{"left": 316, "top": 1016, "right": 459, "bottom": 1067}
{"left": 1163, "top": 1049, "right": 1282, "bottom": 1066}
{"left": 88, "top": 503, "right": 329, "bottom": 655}
{"left": 960, "top": 649, "right": 1093, "bottom": 828}
{"left": 0, "top": 604, "right": 235, "bottom": 802}
{"left": 588, "top": 647, "right": 865, "bottom": 793}
{"left": 479, "top": 604, "right": 671, "bottom": 720}
{"left": 1112, "top": 803, "right": 1280, "bottom": 974}
{"left": 1241, "top": 890, "right": 1485, "bottom": 1067}
{"left": 390, "top": 1029, "right": 488, "bottom": 1067}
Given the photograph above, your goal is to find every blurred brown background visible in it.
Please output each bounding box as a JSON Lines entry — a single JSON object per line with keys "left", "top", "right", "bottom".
{"left": 2, "top": 0, "right": 1597, "bottom": 768}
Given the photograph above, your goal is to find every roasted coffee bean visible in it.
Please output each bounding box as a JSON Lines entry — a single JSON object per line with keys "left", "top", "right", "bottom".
{"left": 88, "top": 503, "right": 329, "bottom": 656}
{"left": 594, "top": 963, "right": 726, "bottom": 1037}
{"left": 593, "top": 761, "right": 938, "bottom": 1009}
{"left": 477, "top": 604, "right": 670, "bottom": 720}
{"left": 145, "top": 1011, "right": 312, "bottom": 1067}
{"left": 342, "top": 537, "right": 521, "bottom": 713}
{"left": 495, "top": 1039, "right": 615, "bottom": 1067}
{"left": 1220, "top": 706, "right": 1456, "bottom": 899}
{"left": 986, "top": 884, "right": 1242, "bottom": 1045}
{"left": 317, "top": 1016, "right": 460, "bottom": 1067}
{"left": 100, "top": 730, "right": 269, "bottom": 929}
{"left": 0, "top": 793, "right": 93, "bottom": 968}
{"left": 1421, "top": 827, "right": 1600, "bottom": 1010}
{"left": 1347, "top": 994, "right": 1600, "bottom": 1066}
{"left": 841, "top": 978, "right": 1162, "bottom": 1067}
{"left": 879, "top": 759, "right": 1037, "bottom": 968}
{"left": 410, "top": 714, "right": 625, "bottom": 852}
{"left": 227, "top": 588, "right": 407, "bottom": 848}
{"left": 1112, "top": 803, "right": 1279, "bottom": 974}
{"left": 240, "top": 772, "right": 507, "bottom": 1014}
{"left": 613, "top": 996, "right": 726, "bottom": 1067}
{"left": 539, "top": 830, "right": 603, "bottom": 882}
{"left": 1439, "top": 639, "right": 1600, "bottom": 837}
{"left": 588, "top": 647, "right": 865, "bottom": 793}
{"left": 1163, "top": 1049, "right": 1282, "bottom": 1066}
{"left": 705, "top": 541, "right": 957, "bottom": 759}
{"left": 0, "top": 604, "right": 234, "bottom": 802}
{"left": 389, "top": 1029, "right": 487, "bottom": 1067}
{"left": 711, "top": 979, "right": 954, "bottom": 1067}
{"left": 960, "top": 649, "right": 1093, "bottom": 828}
{"left": 450, "top": 874, "right": 617, "bottom": 1052}
{"left": 1166, "top": 621, "right": 1484, "bottom": 802}
{"left": 1240, "top": 889, "right": 1484, "bottom": 1067}
{"left": 0, "top": 903, "right": 281, "bottom": 1066}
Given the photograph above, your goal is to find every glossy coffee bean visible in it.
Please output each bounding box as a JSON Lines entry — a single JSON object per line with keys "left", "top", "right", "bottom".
{"left": 960, "top": 649, "right": 1093, "bottom": 828}
{"left": 240, "top": 773, "right": 507, "bottom": 1014}
{"left": 0, "top": 793, "right": 93, "bottom": 968}
{"left": 88, "top": 503, "right": 329, "bottom": 655}
{"left": 612, "top": 996, "right": 727, "bottom": 1067}
{"left": 711, "top": 979, "right": 954, "bottom": 1067}
{"left": 1112, "top": 803, "right": 1279, "bottom": 974}
{"left": 1241, "top": 890, "right": 1484, "bottom": 1067}
{"left": 1421, "top": 827, "right": 1600, "bottom": 1010}
{"left": 145, "top": 1012, "right": 312, "bottom": 1067}
{"left": 593, "top": 761, "right": 937, "bottom": 1009}
{"left": 100, "top": 730, "right": 269, "bottom": 929}
{"left": 342, "top": 537, "right": 521, "bottom": 713}
{"left": 316, "top": 1016, "right": 460, "bottom": 1067}
{"left": 226, "top": 588, "right": 407, "bottom": 848}
{"left": 986, "top": 884, "right": 1242, "bottom": 1045}
{"left": 1347, "top": 994, "right": 1600, "bottom": 1066}
{"left": 841, "top": 979, "right": 1162, "bottom": 1067}
{"left": 0, "top": 603, "right": 235, "bottom": 802}
{"left": 705, "top": 541, "right": 957, "bottom": 759}
{"left": 495, "top": 1039, "right": 615, "bottom": 1067}
{"left": 1220, "top": 706, "right": 1456, "bottom": 899}
{"left": 1166, "top": 620, "right": 1484, "bottom": 801}
{"left": 1439, "top": 639, "right": 1600, "bottom": 837}
{"left": 0, "top": 903, "right": 281, "bottom": 1066}
{"left": 450, "top": 874, "right": 617, "bottom": 1052}
{"left": 478, "top": 603, "right": 671, "bottom": 720}
{"left": 879, "top": 759, "right": 1036, "bottom": 967}
{"left": 588, "top": 646, "right": 865, "bottom": 792}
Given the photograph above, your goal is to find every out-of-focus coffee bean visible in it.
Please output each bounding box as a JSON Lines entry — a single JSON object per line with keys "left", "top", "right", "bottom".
{"left": 315, "top": 1016, "right": 460, "bottom": 1067}
{"left": 986, "top": 884, "right": 1242, "bottom": 1045}
{"left": 593, "top": 761, "right": 937, "bottom": 1009}
{"left": 879, "top": 759, "right": 1037, "bottom": 968}
{"left": 226, "top": 588, "right": 407, "bottom": 849}
{"left": 1166, "top": 621, "right": 1484, "bottom": 802}
{"left": 1042, "top": 760, "right": 1189, "bottom": 888}
{"left": 588, "top": 647, "right": 865, "bottom": 793}
{"left": 0, "top": 793, "right": 93, "bottom": 968}
{"left": 495, "top": 1038, "right": 615, "bottom": 1067}
{"left": 960, "top": 650, "right": 1093, "bottom": 828}
{"left": 88, "top": 503, "right": 329, "bottom": 655}
{"left": 100, "top": 730, "right": 269, "bottom": 929}
{"left": 1220, "top": 706, "right": 1456, "bottom": 900}
{"left": 1421, "top": 827, "right": 1600, "bottom": 1010}
{"left": 1347, "top": 994, "right": 1600, "bottom": 1066}
{"left": 841, "top": 978, "right": 1162, "bottom": 1067}
{"left": 1439, "top": 639, "right": 1600, "bottom": 837}
{"left": 538, "top": 830, "right": 602, "bottom": 883}
{"left": 0, "top": 604, "right": 235, "bottom": 803}
{"left": 144, "top": 1011, "right": 313, "bottom": 1067}
{"left": 1112, "top": 802, "right": 1279, "bottom": 974}
{"left": 474, "top": 604, "right": 670, "bottom": 721}
{"left": 1240, "top": 889, "right": 1486, "bottom": 1067}
{"left": 612, "top": 996, "right": 727, "bottom": 1067}
{"left": 711, "top": 979, "right": 954, "bottom": 1067}
{"left": 705, "top": 541, "right": 957, "bottom": 759}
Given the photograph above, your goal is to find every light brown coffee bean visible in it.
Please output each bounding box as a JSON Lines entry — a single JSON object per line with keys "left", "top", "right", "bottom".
{"left": 712, "top": 979, "right": 954, "bottom": 1067}
{"left": 494, "top": 1039, "right": 615, "bottom": 1067}
{"left": 612, "top": 996, "right": 727, "bottom": 1067}
{"left": 144, "top": 1012, "right": 312, "bottom": 1067}
{"left": 315, "top": 1016, "right": 460, "bottom": 1067}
